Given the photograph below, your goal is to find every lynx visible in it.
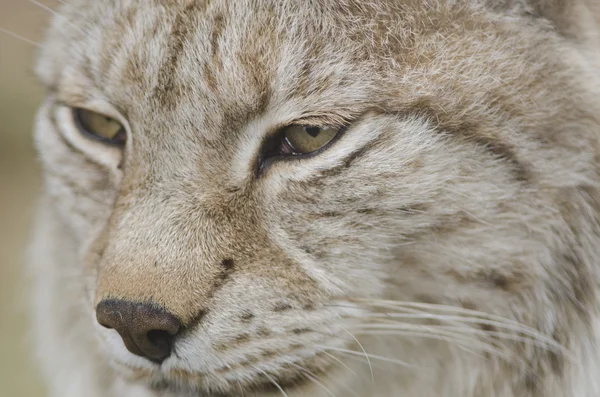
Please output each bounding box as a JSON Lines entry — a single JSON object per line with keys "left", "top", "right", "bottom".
{"left": 29, "top": 0, "right": 600, "bottom": 396}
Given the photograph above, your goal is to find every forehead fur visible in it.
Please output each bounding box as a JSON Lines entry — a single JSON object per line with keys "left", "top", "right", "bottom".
{"left": 37, "top": 0, "right": 579, "bottom": 156}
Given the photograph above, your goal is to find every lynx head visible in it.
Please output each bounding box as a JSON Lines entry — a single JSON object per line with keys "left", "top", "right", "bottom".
{"left": 33, "top": 0, "right": 600, "bottom": 396}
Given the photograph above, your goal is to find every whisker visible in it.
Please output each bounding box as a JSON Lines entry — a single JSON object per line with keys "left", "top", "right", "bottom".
{"left": 28, "top": 0, "right": 58, "bottom": 15}
{"left": 28, "top": 0, "right": 86, "bottom": 35}
{"left": 0, "top": 27, "right": 42, "bottom": 47}
{"left": 314, "top": 344, "right": 425, "bottom": 370}
{"left": 236, "top": 380, "right": 246, "bottom": 397}
{"left": 338, "top": 326, "right": 374, "bottom": 383}
{"left": 347, "top": 300, "right": 572, "bottom": 358}
{"left": 352, "top": 324, "right": 492, "bottom": 348}
{"left": 287, "top": 362, "right": 339, "bottom": 397}
{"left": 55, "top": 0, "right": 85, "bottom": 16}
{"left": 268, "top": 345, "right": 359, "bottom": 397}
{"left": 358, "top": 313, "right": 572, "bottom": 360}
{"left": 315, "top": 348, "right": 360, "bottom": 380}
{"left": 252, "top": 367, "right": 289, "bottom": 397}
{"left": 356, "top": 300, "right": 538, "bottom": 330}
{"left": 328, "top": 352, "right": 391, "bottom": 371}
{"left": 352, "top": 329, "right": 513, "bottom": 362}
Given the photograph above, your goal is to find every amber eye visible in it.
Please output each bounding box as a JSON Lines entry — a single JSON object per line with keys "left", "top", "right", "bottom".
{"left": 281, "top": 125, "right": 340, "bottom": 155}
{"left": 72, "top": 108, "right": 126, "bottom": 145}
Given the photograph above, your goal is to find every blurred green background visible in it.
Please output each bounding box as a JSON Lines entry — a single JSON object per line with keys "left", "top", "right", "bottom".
{"left": 1, "top": 1, "right": 61, "bottom": 395}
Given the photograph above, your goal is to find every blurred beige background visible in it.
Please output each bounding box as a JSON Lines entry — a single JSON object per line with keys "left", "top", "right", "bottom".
{"left": 1, "top": 1, "right": 60, "bottom": 396}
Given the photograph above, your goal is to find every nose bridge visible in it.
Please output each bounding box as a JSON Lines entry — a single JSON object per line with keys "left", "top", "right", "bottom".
{"left": 95, "top": 183, "right": 234, "bottom": 325}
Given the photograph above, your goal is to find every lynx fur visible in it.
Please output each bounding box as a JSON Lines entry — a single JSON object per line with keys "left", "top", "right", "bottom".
{"left": 30, "top": 1, "right": 600, "bottom": 396}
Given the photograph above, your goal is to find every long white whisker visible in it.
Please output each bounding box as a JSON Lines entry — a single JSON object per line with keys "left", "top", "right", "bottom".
{"left": 352, "top": 329, "right": 513, "bottom": 362}
{"left": 338, "top": 326, "right": 374, "bottom": 383}
{"left": 329, "top": 351, "right": 393, "bottom": 371}
{"left": 287, "top": 362, "right": 339, "bottom": 397}
{"left": 357, "top": 314, "right": 572, "bottom": 359}
{"left": 237, "top": 380, "right": 246, "bottom": 397}
{"left": 0, "top": 27, "right": 42, "bottom": 47}
{"left": 28, "top": 0, "right": 86, "bottom": 34}
{"left": 28, "top": 0, "right": 58, "bottom": 15}
{"left": 253, "top": 367, "right": 289, "bottom": 397}
{"left": 356, "top": 300, "right": 538, "bottom": 331}
{"left": 314, "top": 345, "right": 425, "bottom": 370}
{"left": 348, "top": 300, "right": 572, "bottom": 358}
{"left": 352, "top": 324, "right": 500, "bottom": 349}
{"left": 316, "top": 348, "right": 361, "bottom": 380}
{"left": 371, "top": 307, "right": 550, "bottom": 341}
{"left": 55, "top": 0, "right": 85, "bottom": 16}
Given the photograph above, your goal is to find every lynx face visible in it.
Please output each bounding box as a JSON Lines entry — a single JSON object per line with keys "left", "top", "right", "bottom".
{"left": 32, "top": 0, "right": 600, "bottom": 396}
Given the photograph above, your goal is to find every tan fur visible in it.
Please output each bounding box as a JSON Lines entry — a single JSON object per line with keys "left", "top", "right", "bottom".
{"left": 30, "top": 1, "right": 600, "bottom": 396}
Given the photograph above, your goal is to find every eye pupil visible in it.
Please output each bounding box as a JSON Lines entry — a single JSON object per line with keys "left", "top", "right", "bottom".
{"left": 305, "top": 126, "right": 321, "bottom": 138}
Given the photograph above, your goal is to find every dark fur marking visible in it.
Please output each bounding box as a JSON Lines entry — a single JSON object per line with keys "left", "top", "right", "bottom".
{"left": 300, "top": 246, "right": 312, "bottom": 254}
{"left": 221, "top": 258, "right": 235, "bottom": 272}
{"left": 257, "top": 328, "right": 271, "bottom": 337}
{"left": 196, "top": 260, "right": 236, "bottom": 316}
{"left": 273, "top": 303, "right": 293, "bottom": 312}
{"left": 307, "top": 139, "right": 379, "bottom": 182}
{"left": 292, "top": 328, "right": 312, "bottom": 335}
{"left": 400, "top": 98, "right": 531, "bottom": 182}
{"left": 561, "top": 252, "right": 595, "bottom": 324}
{"left": 489, "top": 273, "right": 509, "bottom": 290}
{"left": 153, "top": 2, "right": 207, "bottom": 107}
{"left": 213, "top": 343, "right": 229, "bottom": 352}
{"left": 240, "top": 311, "right": 255, "bottom": 321}
{"left": 202, "top": 13, "right": 225, "bottom": 92}
{"left": 311, "top": 211, "right": 343, "bottom": 219}
{"left": 210, "top": 14, "right": 225, "bottom": 66}
{"left": 234, "top": 334, "right": 251, "bottom": 344}
{"left": 548, "top": 350, "right": 564, "bottom": 376}
{"left": 479, "top": 323, "right": 496, "bottom": 332}
{"left": 184, "top": 309, "right": 207, "bottom": 329}
{"left": 212, "top": 259, "right": 235, "bottom": 287}
{"left": 524, "top": 372, "right": 538, "bottom": 393}
{"left": 415, "top": 295, "right": 440, "bottom": 305}
{"left": 356, "top": 208, "right": 376, "bottom": 215}
{"left": 261, "top": 350, "right": 278, "bottom": 359}
{"left": 478, "top": 269, "right": 521, "bottom": 292}
{"left": 461, "top": 301, "right": 478, "bottom": 311}
{"left": 202, "top": 63, "right": 218, "bottom": 92}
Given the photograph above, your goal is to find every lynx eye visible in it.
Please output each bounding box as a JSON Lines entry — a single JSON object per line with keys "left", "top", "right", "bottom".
{"left": 258, "top": 123, "right": 345, "bottom": 173}
{"left": 72, "top": 108, "right": 126, "bottom": 145}
{"left": 281, "top": 125, "right": 339, "bottom": 155}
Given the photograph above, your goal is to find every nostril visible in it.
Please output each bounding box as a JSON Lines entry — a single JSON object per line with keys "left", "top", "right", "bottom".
{"left": 147, "top": 330, "right": 174, "bottom": 352}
